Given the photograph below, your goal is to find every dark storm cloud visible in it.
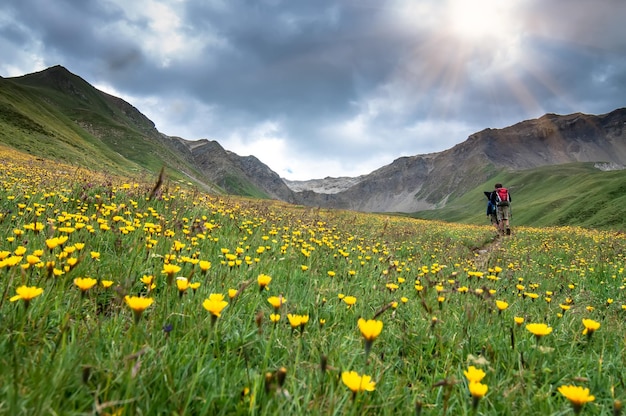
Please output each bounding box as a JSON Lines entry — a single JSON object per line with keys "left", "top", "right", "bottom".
{"left": 176, "top": 1, "right": 404, "bottom": 118}
{"left": 1, "top": 0, "right": 626, "bottom": 179}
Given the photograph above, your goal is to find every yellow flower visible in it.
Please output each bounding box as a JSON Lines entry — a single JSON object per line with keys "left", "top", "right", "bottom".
{"left": 287, "top": 313, "right": 309, "bottom": 330}
{"left": 73, "top": 277, "right": 98, "bottom": 292}
{"left": 464, "top": 366, "right": 486, "bottom": 383}
{"left": 162, "top": 263, "right": 181, "bottom": 285}
{"left": 514, "top": 316, "right": 525, "bottom": 326}
{"left": 124, "top": 296, "right": 154, "bottom": 323}
{"left": 267, "top": 296, "right": 286, "bottom": 310}
{"left": 176, "top": 277, "right": 190, "bottom": 293}
{"left": 45, "top": 237, "right": 62, "bottom": 250}
{"left": 558, "top": 385, "right": 595, "bottom": 412}
{"left": 162, "top": 263, "right": 181, "bottom": 275}
{"left": 341, "top": 371, "right": 376, "bottom": 394}
{"left": 468, "top": 381, "right": 488, "bottom": 399}
{"left": 342, "top": 296, "right": 357, "bottom": 307}
{"left": 582, "top": 318, "right": 600, "bottom": 336}
{"left": 257, "top": 274, "right": 272, "bottom": 291}
{"left": 270, "top": 313, "right": 281, "bottom": 323}
{"left": 26, "top": 254, "right": 41, "bottom": 266}
{"left": 199, "top": 260, "right": 211, "bottom": 272}
{"left": 124, "top": 296, "right": 154, "bottom": 313}
{"left": 358, "top": 318, "right": 383, "bottom": 342}
{"left": 10, "top": 285, "right": 44, "bottom": 303}
{"left": 101, "top": 280, "right": 114, "bottom": 288}
{"left": 202, "top": 293, "right": 228, "bottom": 318}
{"left": 1, "top": 255, "right": 23, "bottom": 268}
{"left": 228, "top": 288, "right": 238, "bottom": 299}
{"left": 495, "top": 300, "right": 509, "bottom": 311}
{"left": 526, "top": 323, "right": 553, "bottom": 338}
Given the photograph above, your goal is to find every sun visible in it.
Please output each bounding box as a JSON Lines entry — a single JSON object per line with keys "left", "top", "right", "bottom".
{"left": 446, "top": 0, "right": 516, "bottom": 43}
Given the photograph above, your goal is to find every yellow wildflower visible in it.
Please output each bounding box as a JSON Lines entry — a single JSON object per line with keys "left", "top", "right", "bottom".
{"left": 558, "top": 385, "right": 595, "bottom": 413}
{"left": 10, "top": 285, "right": 44, "bottom": 305}
{"left": 202, "top": 293, "right": 228, "bottom": 318}
{"left": 341, "top": 371, "right": 376, "bottom": 394}
{"left": 73, "top": 277, "right": 98, "bottom": 292}
{"left": 464, "top": 366, "right": 486, "bottom": 383}
{"left": 257, "top": 274, "right": 272, "bottom": 291}
{"left": 582, "top": 318, "right": 600, "bottom": 337}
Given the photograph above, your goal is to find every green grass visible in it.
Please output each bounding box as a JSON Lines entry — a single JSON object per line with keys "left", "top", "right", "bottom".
{"left": 1, "top": 149, "right": 625, "bottom": 415}
{"left": 0, "top": 70, "right": 228, "bottom": 195}
{"left": 412, "top": 163, "right": 626, "bottom": 230}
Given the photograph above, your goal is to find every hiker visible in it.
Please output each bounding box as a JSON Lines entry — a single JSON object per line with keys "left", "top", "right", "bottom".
{"left": 490, "top": 183, "right": 511, "bottom": 235}
{"left": 484, "top": 191, "right": 499, "bottom": 230}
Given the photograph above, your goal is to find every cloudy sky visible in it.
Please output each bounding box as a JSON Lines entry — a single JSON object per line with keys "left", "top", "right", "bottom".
{"left": 2, "top": 0, "right": 625, "bottom": 180}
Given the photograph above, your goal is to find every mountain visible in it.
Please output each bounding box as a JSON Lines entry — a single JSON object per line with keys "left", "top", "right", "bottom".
{"left": 169, "top": 136, "right": 297, "bottom": 201}
{"left": 1, "top": 65, "right": 626, "bottom": 228}
{"left": 0, "top": 65, "right": 285, "bottom": 198}
{"left": 288, "top": 109, "right": 626, "bottom": 212}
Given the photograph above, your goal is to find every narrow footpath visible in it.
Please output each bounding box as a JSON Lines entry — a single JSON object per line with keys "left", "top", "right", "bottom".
{"left": 472, "top": 233, "right": 504, "bottom": 271}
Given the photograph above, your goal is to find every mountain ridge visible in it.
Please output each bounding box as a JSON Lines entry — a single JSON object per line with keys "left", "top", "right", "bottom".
{"left": 287, "top": 108, "right": 626, "bottom": 212}
{"left": 1, "top": 65, "right": 625, "bottom": 220}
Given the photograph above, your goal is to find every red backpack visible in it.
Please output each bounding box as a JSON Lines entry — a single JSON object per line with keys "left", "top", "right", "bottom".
{"left": 496, "top": 187, "right": 510, "bottom": 206}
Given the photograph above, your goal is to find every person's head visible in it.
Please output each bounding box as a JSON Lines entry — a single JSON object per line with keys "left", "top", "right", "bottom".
{"left": 495, "top": 183, "right": 502, "bottom": 189}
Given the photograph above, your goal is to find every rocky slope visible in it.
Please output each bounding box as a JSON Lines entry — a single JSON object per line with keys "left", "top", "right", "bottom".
{"left": 286, "top": 109, "right": 626, "bottom": 212}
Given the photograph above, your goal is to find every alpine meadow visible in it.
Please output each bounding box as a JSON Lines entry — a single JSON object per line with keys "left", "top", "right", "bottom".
{"left": 1, "top": 145, "right": 626, "bottom": 415}
{"left": 2, "top": 66, "right": 626, "bottom": 415}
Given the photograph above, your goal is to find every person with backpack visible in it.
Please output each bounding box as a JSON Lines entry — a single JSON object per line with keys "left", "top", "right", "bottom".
{"left": 484, "top": 191, "right": 499, "bottom": 230}
{"left": 490, "top": 183, "right": 511, "bottom": 235}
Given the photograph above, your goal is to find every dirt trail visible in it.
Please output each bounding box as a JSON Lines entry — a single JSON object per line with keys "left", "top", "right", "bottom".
{"left": 472, "top": 234, "right": 504, "bottom": 271}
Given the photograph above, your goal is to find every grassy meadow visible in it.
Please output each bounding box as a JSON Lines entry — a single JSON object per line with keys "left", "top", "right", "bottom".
{"left": 1, "top": 146, "right": 625, "bottom": 415}
{"left": 413, "top": 163, "right": 626, "bottom": 230}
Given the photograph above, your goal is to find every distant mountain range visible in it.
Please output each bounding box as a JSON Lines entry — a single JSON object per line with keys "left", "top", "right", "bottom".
{"left": 1, "top": 65, "right": 626, "bottom": 227}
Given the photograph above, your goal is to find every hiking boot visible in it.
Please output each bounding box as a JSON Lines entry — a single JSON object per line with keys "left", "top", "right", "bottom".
{"left": 506, "top": 228, "right": 511, "bottom": 236}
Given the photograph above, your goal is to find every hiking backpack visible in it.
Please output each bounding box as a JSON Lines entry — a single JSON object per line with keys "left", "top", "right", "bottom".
{"left": 495, "top": 187, "right": 510, "bottom": 206}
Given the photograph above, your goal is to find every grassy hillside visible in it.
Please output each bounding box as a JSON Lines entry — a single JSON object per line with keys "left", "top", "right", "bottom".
{"left": 413, "top": 163, "right": 626, "bottom": 229}
{"left": 0, "top": 78, "right": 134, "bottom": 172}
{"left": 0, "top": 68, "right": 223, "bottom": 192}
